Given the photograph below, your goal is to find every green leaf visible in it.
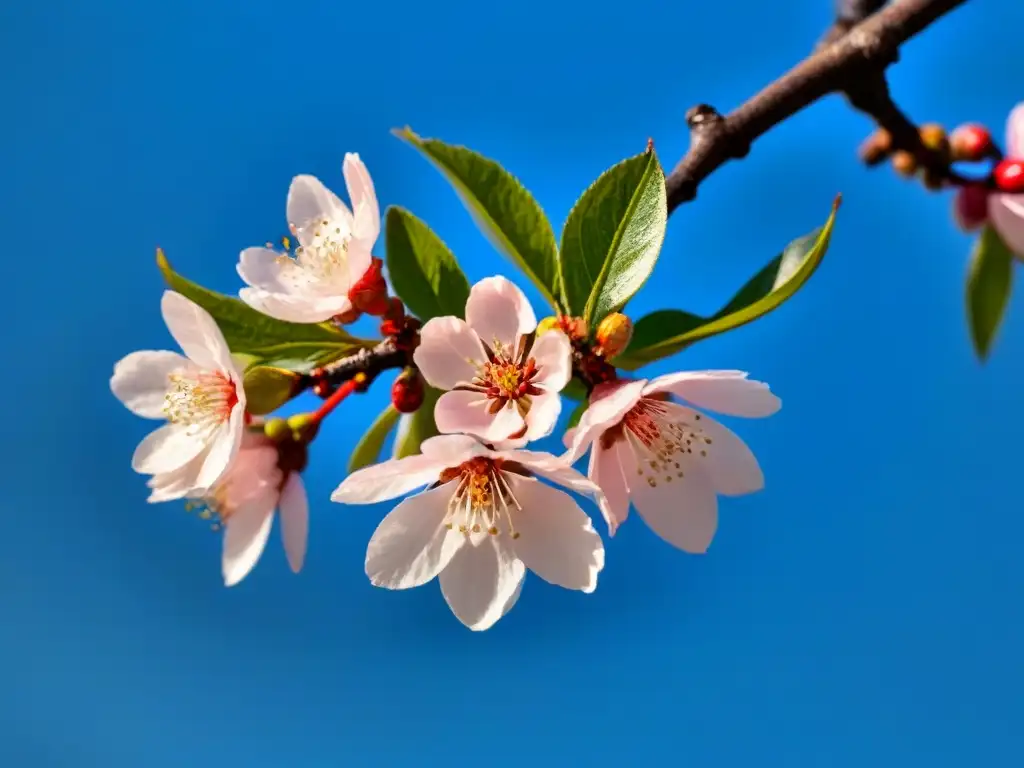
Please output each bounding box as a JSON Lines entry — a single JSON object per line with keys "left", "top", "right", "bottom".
{"left": 393, "top": 127, "right": 560, "bottom": 309}
{"left": 966, "top": 224, "right": 1015, "bottom": 360}
{"left": 384, "top": 207, "right": 471, "bottom": 320}
{"left": 242, "top": 365, "right": 301, "bottom": 415}
{"left": 157, "top": 249, "right": 376, "bottom": 371}
{"left": 615, "top": 197, "right": 840, "bottom": 370}
{"left": 393, "top": 385, "right": 442, "bottom": 458}
{"left": 567, "top": 399, "right": 588, "bottom": 429}
{"left": 559, "top": 149, "right": 667, "bottom": 327}
{"left": 349, "top": 405, "right": 402, "bottom": 472}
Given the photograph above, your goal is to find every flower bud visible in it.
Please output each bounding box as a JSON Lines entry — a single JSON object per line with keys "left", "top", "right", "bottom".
{"left": 859, "top": 129, "right": 892, "bottom": 166}
{"left": 595, "top": 313, "right": 633, "bottom": 359}
{"left": 952, "top": 184, "right": 989, "bottom": 233}
{"left": 949, "top": 124, "right": 993, "bottom": 162}
{"left": 264, "top": 417, "right": 291, "bottom": 443}
{"left": 286, "top": 412, "right": 319, "bottom": 444}
{"left": 391, "top": 368, "right": 425, "bottom": 413}
{"left": 994, "top": 159, "right": 1024, "bottom": 194}
{"left": 348, "top": 258, "right": 390, "bottom": 316}
{"left": 536, "top": 316, "right": 560, "bottom": 336}
{"left": 918, "top": 123, "right": 948, "bottom": 155}
{"left": 891, "top": 150, "right": 918, "bottom": 178}
{"left": 383, "top": 297, "right": 405, "bottom": 323}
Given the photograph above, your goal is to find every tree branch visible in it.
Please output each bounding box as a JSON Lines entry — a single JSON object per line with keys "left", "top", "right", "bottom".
{"left": 665, "top": 0, "right": 969, "bottom": 212}
{"left": 307, "top": 0, "right": 973, "bottom": 397}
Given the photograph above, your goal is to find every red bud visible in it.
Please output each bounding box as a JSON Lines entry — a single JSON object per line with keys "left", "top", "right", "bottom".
{"left": 952, "top": 184, "right": 989, "bottom": 233}
{"left": 391, "top": 369, "right": 425, "bottom": 413}
{"left": 994, "top": 159, "right": 1024, "bottom": 194}
{"left": 348, "top": 258, "right": 390, "bottom": 316}
{"left": 949, "top": 124, "right": 994, "bottom": 162}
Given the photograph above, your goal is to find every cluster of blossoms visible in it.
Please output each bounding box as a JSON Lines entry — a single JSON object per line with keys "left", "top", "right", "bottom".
{"left": 111, "top": 153, "right": 780, "bottom": 630}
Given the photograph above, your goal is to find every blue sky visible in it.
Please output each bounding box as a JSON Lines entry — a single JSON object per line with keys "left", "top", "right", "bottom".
{"left": 3, "top": 0, "right": 1024, "bottom": 765}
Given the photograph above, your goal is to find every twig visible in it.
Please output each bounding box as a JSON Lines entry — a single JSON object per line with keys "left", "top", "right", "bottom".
{"left": 665, "top": 0, "right": 970, "bottom": 212}
{"left": 310, "top": 0, "right": 972, "bottom": 395}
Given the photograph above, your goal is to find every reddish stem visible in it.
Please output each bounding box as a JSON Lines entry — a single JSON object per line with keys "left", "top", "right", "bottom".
{"left": 311, "top": 375, "right": 364, "bottom": 425}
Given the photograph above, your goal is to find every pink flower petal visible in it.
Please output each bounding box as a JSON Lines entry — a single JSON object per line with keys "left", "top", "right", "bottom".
{"left": 530, "top": 330, "right": 572, "bottom": 392}
{"left": 645, "top": 370, "right": 781, "bottom": 418}
{"left": 331, "top": 453, "right": 446, "bottom": 504}
{"left": 413, "top": 317, "right": 486, "bottom": 390}
{"left": 111, "top": 350, "right": 188, "bottom": 419}
{"left": 161, "top": 291, "right": 234, "bottom": 372}
{"left": 661, "top": 402, "right": 764, "bottom": 496}
{"left": 193, "top": 408, "right": 245, "bottom": 492}
{"left": 239, "top": 287, "right": 347, "bottom": 323}
{"left": 365, "top": 481, "right": 465, "bottom": 590}
{"left": 562, "top": 379, "right": 647, "bottom": 463}
{"left": 506, "top": 475, "right": 604, "bottom": 593}
{"left": 1007, "top": 103, "right": 1024, "bottom": 158}
{"left": 990, "top": 194, "right": 1024, "bottom": 257}
{"left": 222, "top": 495, "right": 277, "bottom": 587}
{"left": 434, "top": 390, "right": 525, "bottom": 443}
{"left": 501, "top": 447, "right": 601, "bottom": 501}
{"left": 465, "top": 276, "right": 537, "bottom": 353}
{"left": 287, "top": 174, "right": 353, "bottom": 250}
{"left": 132, "top": 423, "right": 206, "bottom": 476}
{"left": 420, "top": 434, "right": 489, "bottom": 463}
{"left": 590, "top": 441, "right": 631, "bottom": 534}
{"left": 279, "top": 473, "right": 309, "bottom": 574}
{"left": 343, "top": 153, "right": 380, "bottom": 248}
{"left": 625, "top": 442, "right": 718, "bottom": 554}
{"left": 523, "top": 390, "right": 562, "bottom": 441}
{"left": 438, "top": 534, "right": 525, "bottom": 631}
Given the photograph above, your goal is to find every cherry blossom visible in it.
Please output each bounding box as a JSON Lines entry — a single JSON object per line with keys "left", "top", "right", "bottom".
{"left": 237, "top": 153, "right": 380, "bottom": 322}
{"left": 413, "top": 276, "right": 572, "bottom": 444}
{"left": 110, "top": 291, "right": 247, "bottom": 499}
{"left": 564, "top": 371, "right": 780, "bottom": 553}
{"left": 988, "top": 103, "right": 1024, "bottom": 256}
{"left": 330, "top": 434, "right": 604, "bottom": 631}
{"left": 183, "top": 431, "right": 308, "bottom": 587}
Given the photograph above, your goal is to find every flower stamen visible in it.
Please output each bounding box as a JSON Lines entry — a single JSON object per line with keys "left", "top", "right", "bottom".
{"left": 618, "top": 398, "right": 711, "bottom": 489}
{"left": 163, "top": 371, "right": 237, "bottom": 435}
{"left": 440, "top": 457, "right": 522, "bottom": 539}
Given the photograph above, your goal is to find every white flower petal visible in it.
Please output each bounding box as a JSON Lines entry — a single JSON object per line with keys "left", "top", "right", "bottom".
{"left": 193, "top": 407, "right": 245, "bottom": 492}
{"left": 439, "top": 534, "right": 525, "bottom": 631}
{"left": 331, "top": 453, "right": 445, "bottom": 504}
{"left": 465, "top": 276, "right": 537, "bottom": 352}
{"left": 131, "top": 423, "right": 206, "bottom": 475}
{"left": 501, "top": 572, "right": 526, "bottom": 619}
{"left": 990, "top": 193, "right": 1024, "bottom": 257}
{"left": 279, "top": 473, "right": 309, "bottom": 574}
{"left": 239, "top": 287, "right": 346, "bottom": 323}
{"left": 364, "top": 481, "right": 465, "bottom": 589}
{"left": 419, "top": 434, "right": 490, "bottom": 463}
{"left": 646, "top": 370, "right": 781, "bottom": 418}
{"left": 1007, "top": 102, "right": 1024, "bottom": 158}
{"left": 161, "top": 291, "right": 234, "bottom": 371}
{"left": 345, "top": 245, "right": 374, "bottom": 287}
{"left": 287, "top": 174, "right": 353, "bottom": 249}
{"left": 111, "top": 350, "right": 188, "bottom": 419}
{"left": 626, "top": 444, "right": 718, "bottom": 554}
{"left": 147, "top": 457, "right": 204, "bottom": 502}
{"left": 530, "top": 330, "right": 572, "bottom": 392}
{"left": 523, "top": 391, "right": 562, "bottom": 441}
{"left": 222, "top": 495, "right": 277, "bottom": 587}
{"left": 662, "top": 402, "right": 764, "bottom": 496}
{"left": 344, "top": 153, "right": 380, "bottom": 248}
{"left": 435, "top": 390, "right": 526, "bottom": 443}
{"left": 237, "top": 247, "right": 302, "bottom": 293}
{"left": 590, "top": 441, "right": 630, "bottom": 534}
{"left": 502, "top": 448, "right": 601, "bottom": 500}
{"left": 413, "top": 316, "right": 486, "bottom": 390}
{"left": 507, "top": 475, "right": 604, "bottom": 593}
{"left": 563, "top": 379, "right": 647, "bottom": 463}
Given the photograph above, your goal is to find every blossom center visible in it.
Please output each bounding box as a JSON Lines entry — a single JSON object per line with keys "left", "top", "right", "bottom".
{"left": 470, "top": 339, "right": 542, "bottom": 414}
{"left": 616, "top": 398, "right": 713, "bottom": 489}
{"left": 163, "top": 371, "right": 238, "bottom": 434}
{"left": 285, "top": 219, "right": 352, "bottom": 286}
{"left": 438, "top": 457, "right": 522, "bottom": 538}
